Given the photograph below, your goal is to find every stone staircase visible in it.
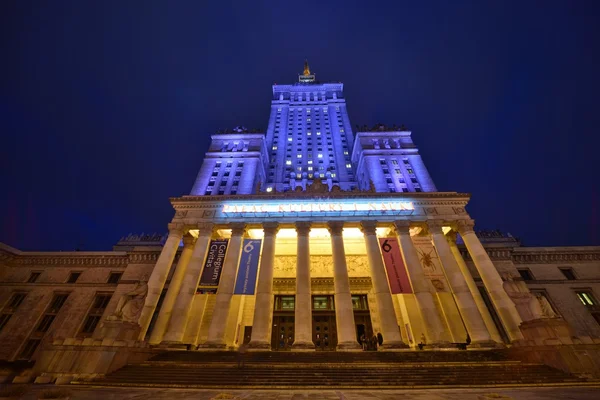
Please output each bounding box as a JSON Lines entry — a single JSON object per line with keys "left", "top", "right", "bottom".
{"left": 93, "top": 350, "right": 590, "bottom": 388}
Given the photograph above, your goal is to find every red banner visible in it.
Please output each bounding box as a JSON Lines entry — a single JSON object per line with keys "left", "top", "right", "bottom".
{"left": 379, "top": 238, "right": 413, "bottom": 294}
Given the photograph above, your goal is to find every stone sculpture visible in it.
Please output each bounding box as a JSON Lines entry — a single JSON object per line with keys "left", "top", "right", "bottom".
{"left": 109, "top": 280, "right": 148, "bottom": 323}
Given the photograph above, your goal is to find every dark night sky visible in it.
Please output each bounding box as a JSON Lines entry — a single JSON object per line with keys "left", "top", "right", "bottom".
{"left": 1, "top": 1, "right": 599, "bottom": 251}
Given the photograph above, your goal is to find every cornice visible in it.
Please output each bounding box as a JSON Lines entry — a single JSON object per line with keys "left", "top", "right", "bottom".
{"left": 0, "top": 248, "right": 161, "bottom": 267}
{"left": 512, "top": 251, "right": 600, "bottom": 264}
{"left": 170, "top": 191, "right": 471, "bottom": 206}
{"left": 460, "top": 246, "right": 600, "bottom": 264}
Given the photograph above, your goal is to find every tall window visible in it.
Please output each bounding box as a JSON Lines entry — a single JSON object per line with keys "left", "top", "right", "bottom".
{"left": 27, "top": 272, "right": 41, "bottom": 283}
{"left": 79, "top": 293, "right": 112, "bottom": 337}
{"left": 19, "top": 293, "right": 69, "bottom": 360}
{"left": 0, "top": 292, "right": 27, "bottom": 332}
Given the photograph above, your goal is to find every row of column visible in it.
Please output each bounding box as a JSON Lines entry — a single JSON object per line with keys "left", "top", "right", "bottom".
{"left": 137, "top": 218, "right": 524, "bottom": 349}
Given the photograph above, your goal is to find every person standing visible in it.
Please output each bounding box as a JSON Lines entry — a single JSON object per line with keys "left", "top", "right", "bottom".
{"left": 360, "top": 334, "right": 367, "bottom": 351}
{"left": 377, "top": 332, "right": 383, "bottom": 347}
{"left": 371, "top": 334, "right": 378, "bottom": 351}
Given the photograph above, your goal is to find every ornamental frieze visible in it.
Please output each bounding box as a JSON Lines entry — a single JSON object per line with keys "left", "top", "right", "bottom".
{"left": 273, "top": 255, "right": 370, "bottom": 278}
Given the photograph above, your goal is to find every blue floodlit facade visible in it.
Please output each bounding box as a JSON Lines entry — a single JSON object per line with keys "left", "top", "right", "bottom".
{"left": 190, "top": 61, "right": 436, "bottom": 196}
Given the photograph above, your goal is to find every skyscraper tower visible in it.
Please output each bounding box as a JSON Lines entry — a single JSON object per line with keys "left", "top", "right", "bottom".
{"left": 190, "top": 61, "right": 436, "bottom": 195}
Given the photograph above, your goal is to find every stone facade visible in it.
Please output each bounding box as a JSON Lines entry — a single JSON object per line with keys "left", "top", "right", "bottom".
{"left": 1, "top": 64, "right": 599, "bottom": 382}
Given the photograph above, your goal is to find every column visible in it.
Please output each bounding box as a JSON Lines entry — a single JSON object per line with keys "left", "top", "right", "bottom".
{"left": 360, "top": 221, "right": 408, "bottom": 349}
{"left": 457, "top": 219, "right": 524, "bottom": 342}
{"left": 248, "top": 222, "right": 279, "bottom": 349}
{"left": 292, "top": 222, "right": 314, "bottom": 350}
{"left": 447, "top": 231, "right": 504, "bottom": 344}
{"left": 428, "top": 221, "right": 495, "bottom": 346}
{"left": 328, "top": 222, "right": 361, "bottom": 351}
{"left": 138, "top": 223, "right": 184, "bottom": 340}
{"left": 393, "top": 221, "right": 447, "bottom": 345}
{"left": 203, "top": 223, "right": 246, "bottom": 348}
{"left": 161, "top": 222, "right": 214, "bottom": 345}
{"left": 148, "top": 234, "right": 196, "bottom": 344}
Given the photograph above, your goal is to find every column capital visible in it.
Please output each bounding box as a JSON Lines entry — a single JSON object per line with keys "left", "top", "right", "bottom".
{"left": 262, "top": 222, "right": 280, "bottom": 237}
{"left": 167, "top": 223, "right": 185, "bottom": 238}
{"left": 197, "top": 222, "right": 214, "bottom": 236}
{"left": 182, "top": 234, "right": 196, "bottom": 248}
{"left": 445, "top": 230, "right": 458, "bottom": 243}
{"left": 229, "top": 222, "right": 247, "bottom": 237}
{"left": 457, "top": 219, "right": 475, "bottom": 235}
{"left": 295, "top": 221, "right": 311, "bottom": 237}
{"left": 327, "top": 221, "right": 344, "bottom": 237}
{"left": 359, "top": 221, "right": 378, "bottom": 236}
{"left": 393, "top": 220, "right": 412, "bottom": 234}
{"left": 427, "top": 220, "right": 446, "bottom": 234}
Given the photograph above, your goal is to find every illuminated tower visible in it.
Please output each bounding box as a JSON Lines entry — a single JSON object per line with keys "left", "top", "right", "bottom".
{"left": 190, "top": 61, "right": 437, "bottom": 195}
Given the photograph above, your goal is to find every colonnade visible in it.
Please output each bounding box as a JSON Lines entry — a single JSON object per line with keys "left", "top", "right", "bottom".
{"left": 138, "top": 218, "right": 524, "bottom": 349}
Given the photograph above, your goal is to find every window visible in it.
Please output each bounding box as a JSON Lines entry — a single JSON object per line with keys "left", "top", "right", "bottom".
{"left": 517, "top": 269, "right": 534, "bottom": 281}
{"left": 0, "top": 292, "right": 27, "bottom": 332}
{"left": 20, "top": 293, "right": 69, "bottom": 359}
{"left": 19, "top": 340, "right": 41, "bottom": 360}
{"left": 559, "top": 268, "right": 576, "bottom": 280}
{"left": 107, "top": 272, "right": 122, "bottom": 284}
{"left": 274, "top": 296, "right": 295, "bottom": 310}
{"left": 79, "top": 293, "right": 112, "bottom": 336}
{"left": 351, "top": 295, "right": 368, "bottom": 310}
{"left": 313, "top": 296, "right": 329, "bottom": 310}
{"left": 576, "top": 291, "right": 597, "bottom": 306}
{"left": 67, "top": 272, "right": 81, "bottom": 283}
{"left": 27, "top": 272, "right": 41, "bottom": 283}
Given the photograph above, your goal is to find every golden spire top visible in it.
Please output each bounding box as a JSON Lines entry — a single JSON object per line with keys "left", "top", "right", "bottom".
{"left": 303, "top": 59, "right": 311, "bottom": 76}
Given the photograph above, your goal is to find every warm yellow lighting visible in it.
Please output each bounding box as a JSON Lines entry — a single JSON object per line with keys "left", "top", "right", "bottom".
{"left": 409, "top": 226, "right": 423, "bottom": 236}
{"left": 342, "top": 227, "right": 363, "bottom": 238}
{"left": 442, "top": 226, "right": 452, "bottom": 235}
{"left": 187, "top": 229, "right": 199, "bottom": 238}
{"left": 216, "top": 229, "right": 232, "bottom": 238}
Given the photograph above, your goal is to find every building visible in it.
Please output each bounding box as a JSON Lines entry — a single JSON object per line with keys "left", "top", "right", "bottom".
{"left": 1, "top": 62, "right": 599, "bottom": 382}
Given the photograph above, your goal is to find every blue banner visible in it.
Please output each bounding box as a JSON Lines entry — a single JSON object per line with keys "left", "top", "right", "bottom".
{"left": 234, "top": 239, "right": 262, "bottom": 295}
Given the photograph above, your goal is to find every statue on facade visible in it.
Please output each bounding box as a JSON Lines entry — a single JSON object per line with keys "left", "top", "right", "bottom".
{"left": 368, "top": 180, "right": 376, "bottom": 192}
{"left": 535, "top": 293, "right": 557, "bottom": 318}
{"left": 108, "top": 280, "right": 148, "bottom": 323}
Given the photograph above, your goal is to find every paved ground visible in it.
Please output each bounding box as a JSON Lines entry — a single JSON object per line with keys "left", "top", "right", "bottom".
{"left": 7, "top": 385, "right": 600, "bottom": 399}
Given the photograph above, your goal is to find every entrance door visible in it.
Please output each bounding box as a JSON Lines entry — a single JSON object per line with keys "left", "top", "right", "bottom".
{"left": 243, "top": 326, "right": 252, "bottom": 344}
{"left": 354, "top": 314, "right": 374, "bottom": 343}
{"left": 313, "top": 315, "right": 337, "bottom": 351}
{"left": 271, "top": 315, "right": 294, "bottom": 351}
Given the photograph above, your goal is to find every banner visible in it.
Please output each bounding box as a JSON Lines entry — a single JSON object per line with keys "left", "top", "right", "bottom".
{"left": 411, "top": 236, "right": 449, "bottom": 292}
{"left": 234, "top": 239, "right": 262, "bottom": 295}
{"left": 379, "top": 238, "right": 413, "bottom": 294}
{"left": 199, "top": 239, "right": 229, "bottom": 287}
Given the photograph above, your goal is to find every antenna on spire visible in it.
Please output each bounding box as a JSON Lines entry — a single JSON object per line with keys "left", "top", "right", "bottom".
{"left": 299, "top": 59, "right": 315, "bottom": 83}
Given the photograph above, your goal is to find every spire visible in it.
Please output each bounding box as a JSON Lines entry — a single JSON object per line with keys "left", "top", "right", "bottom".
{"left": 303, "top": 59, "right": 311, "bottom": 76}
{"left": 299, "top": 59, "right": 316, "bottom": 83}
